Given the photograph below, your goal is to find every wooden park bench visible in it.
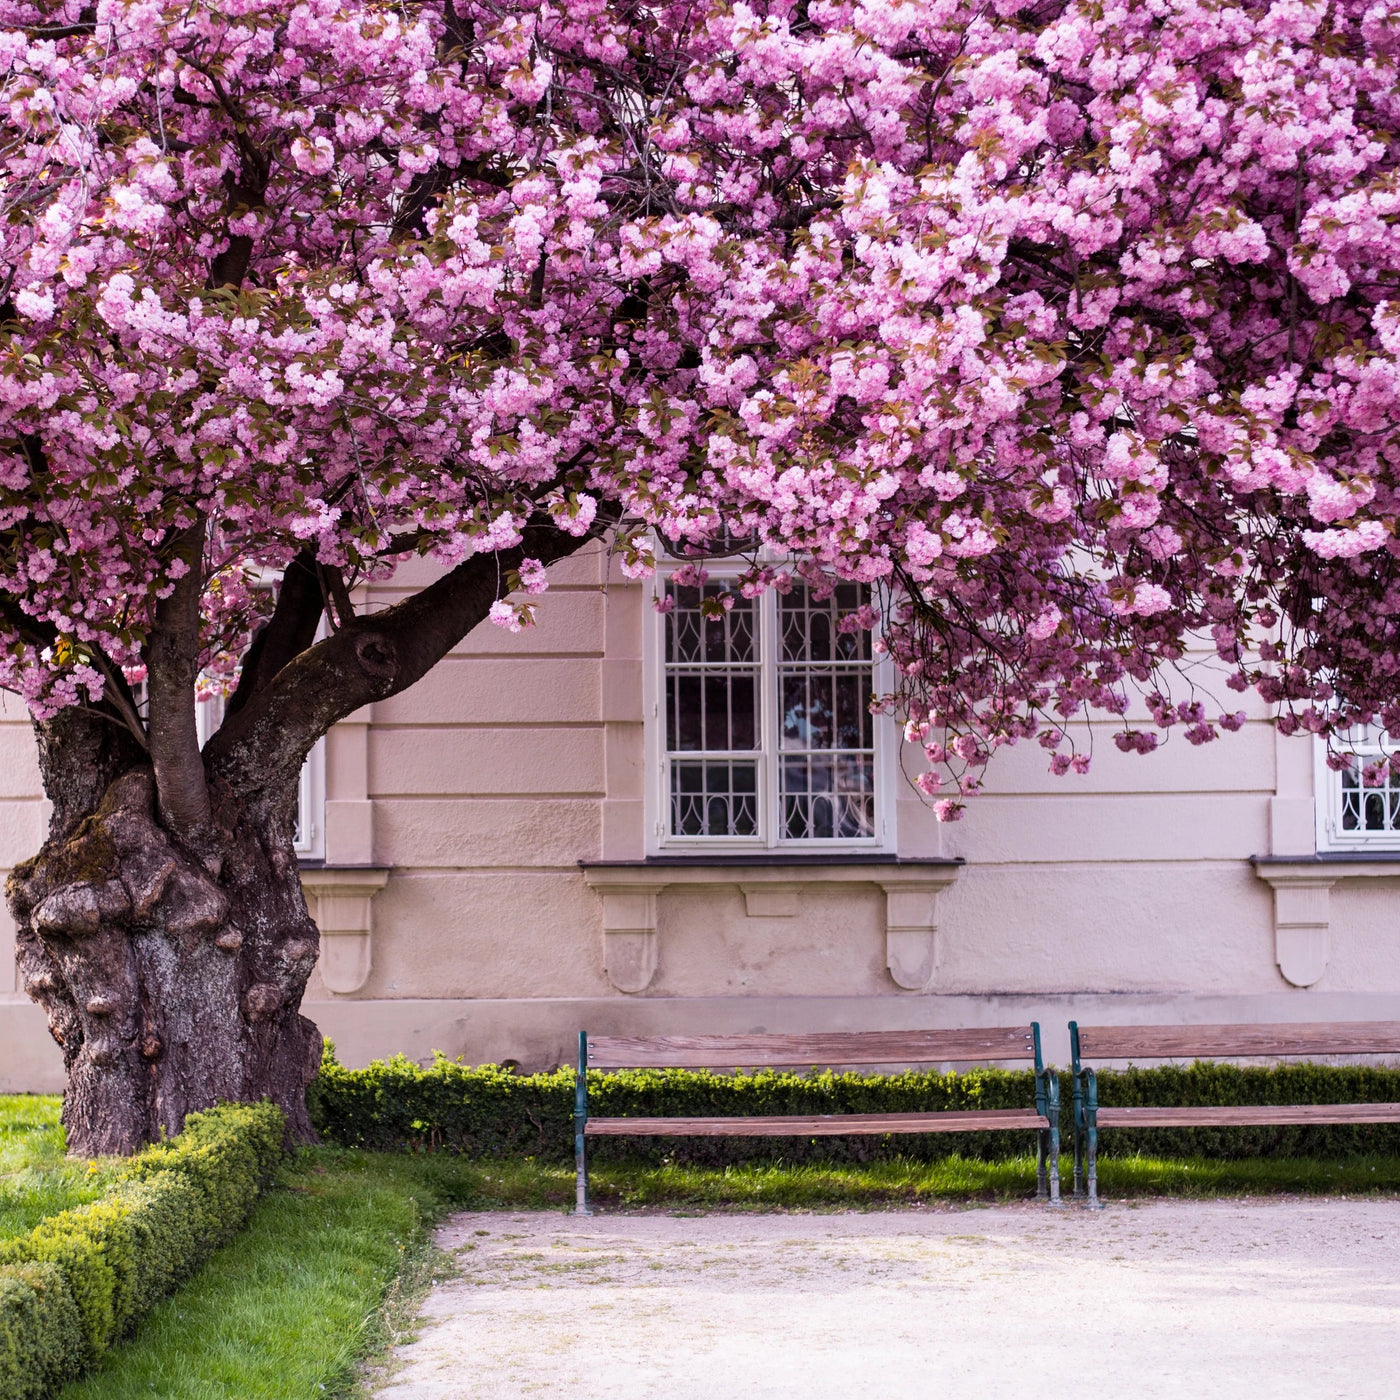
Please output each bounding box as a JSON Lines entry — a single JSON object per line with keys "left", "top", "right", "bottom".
{"left": 1069, "top": 1020, "right": 1400, "bottom": 1206}
{"left": 572, "top": 1026, "right": 1062, "bottom": 1214}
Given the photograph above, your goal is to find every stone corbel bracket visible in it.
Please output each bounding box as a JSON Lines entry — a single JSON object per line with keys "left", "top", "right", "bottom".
{"left": 882, "top": 875, "right": 960, "bottom": 990}
{"left": 580, "top": 861, "right": 962, "bottom": 994}
{"left": 1252, "top": 857, "right": 1400, "bottom": 988}
{"left": 587, "top": 882, "right": 659, "bottom": 994}
{"left": 300, "top": 866, "right": 391, "bottom": 995}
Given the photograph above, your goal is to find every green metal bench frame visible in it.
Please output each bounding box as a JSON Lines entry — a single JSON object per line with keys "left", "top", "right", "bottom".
{"left": 573, "top": 1024, "right": 1061, "bottom": 1215}
{"left": 1070, "top": 1018, "right": 1400, "bottom": 1208}
{"left": 1068, "top": 1021, "right": 1102, "bottom": 1208}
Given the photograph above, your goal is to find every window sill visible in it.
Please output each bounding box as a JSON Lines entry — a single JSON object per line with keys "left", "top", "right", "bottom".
{"left": 579, "top": 858, "right": 962, "bottom": 994}
{"left": 586, "top": 854, "right": 960, "bottom": 869}
{"left": 1250, "top": 855, "right": 1400, "bottom": 989}
{"left": 1253, "top": 853, "right": 1400, "bottom": 868}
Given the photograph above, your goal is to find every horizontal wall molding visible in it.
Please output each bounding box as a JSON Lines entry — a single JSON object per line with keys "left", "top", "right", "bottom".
{"left": 9, "top": 989, "right": 1400, "bottom": 1092}
{"left": 309, "top": 990, "right": 1400, "bottom": 1078}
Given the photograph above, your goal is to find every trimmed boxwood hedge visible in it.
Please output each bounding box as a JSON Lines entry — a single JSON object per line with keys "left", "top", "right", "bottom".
{"left": 0, "top": 1265, "right": 82, "bottom": 1400}
{"left": 308, "top": 1044, "right": 1400, "bottom": 1165}
{"left": 0, "top": 1101, "right": 284, "bottom": 1400}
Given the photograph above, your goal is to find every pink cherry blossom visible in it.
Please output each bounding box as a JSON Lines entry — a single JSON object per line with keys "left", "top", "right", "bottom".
{"left": 0, "top": 0, "right": 1395, "bottom": 815}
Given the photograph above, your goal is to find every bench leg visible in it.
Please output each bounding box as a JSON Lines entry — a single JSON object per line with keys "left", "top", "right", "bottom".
{"left": 1047, "top": 1119, "right": 1063, "bottom": 1208}
{"left": 1071, "top": 1077, "right": 1085, "bottom": 1198}
{"left": 1036, "top": 1128, "right": 1048, "bottom": 1200}
{"left": 1084, "top": 1121, "right": 1103, "bottom": 1210}
{"left": 1038, "top": 1073, "right": 1064, "bottom": 1208}
{"left": 574, "top": 1123, "right": 593, "bottom": 1217}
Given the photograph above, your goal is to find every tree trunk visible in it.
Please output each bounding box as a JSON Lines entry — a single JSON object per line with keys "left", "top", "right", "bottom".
{"left": 5, "top": 519, "right": 612, "bottom": 1156}
{"left": 7, "top": 714, "right": 320, "bottom": 1155}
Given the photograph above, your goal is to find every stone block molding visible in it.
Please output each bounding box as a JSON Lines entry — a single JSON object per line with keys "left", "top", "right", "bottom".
{"left": 299, "top": 866, "right": 391, "bottom": 994}
{"left": 1252, "top": 856, "right": 1400, "bottom": 988}
{"left": 580, "top": 858, "right": 962, "bottom": 994}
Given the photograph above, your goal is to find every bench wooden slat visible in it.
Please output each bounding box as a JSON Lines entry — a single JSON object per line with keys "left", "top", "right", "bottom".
{"left": 585, "top": 1027, "right": 1038, "bottom": 1069}
{"left": 584, "top": 1109, "right": 1050, "bottom": 1137}
{"left": 1095, "top": 1102, "right": 1400, "bottom": 1128}
{"left": 1076, "top": 1021, "right": 1400, "bottom": 1061}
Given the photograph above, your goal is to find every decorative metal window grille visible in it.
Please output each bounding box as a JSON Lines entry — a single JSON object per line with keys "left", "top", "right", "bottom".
{"left": 661, "top": 579, "right": 878, "bottom": 845}
{"left": 1317, "top": 727, "right": 1400, "bottom": 852}
{"left": 665, "top": 583, "right": 760, "bottom": 837}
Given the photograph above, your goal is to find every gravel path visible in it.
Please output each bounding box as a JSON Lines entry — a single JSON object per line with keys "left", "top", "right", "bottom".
{"left": 373, "top": 1199, "right": 1400, "bottom": 1399}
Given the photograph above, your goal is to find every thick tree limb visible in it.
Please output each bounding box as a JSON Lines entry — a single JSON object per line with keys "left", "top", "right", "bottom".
{"left": 205, "top": 513, "right": 616, "bottom": 798}
{"left": 146, "top": 523, "right": 212, "bottom": 840}
{"left": 223, "top": 550, "right": 324, "bottom": 721}
{"left": 29, "top": 706, "right": 148, "bottom": 843}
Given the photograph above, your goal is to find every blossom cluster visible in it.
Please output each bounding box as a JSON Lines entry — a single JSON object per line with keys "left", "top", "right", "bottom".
{"left": 0, "top": 0, "right": 1398, "bottom": 803}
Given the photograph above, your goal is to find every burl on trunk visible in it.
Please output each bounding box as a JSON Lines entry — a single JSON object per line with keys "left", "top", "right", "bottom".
{"left": 8, "top": 733, "right": 320, "bottom": 1156}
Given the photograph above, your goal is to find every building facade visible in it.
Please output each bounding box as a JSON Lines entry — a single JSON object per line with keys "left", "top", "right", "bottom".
{"left": 2, "top": 543, "right": 1399, "bottom": 1090}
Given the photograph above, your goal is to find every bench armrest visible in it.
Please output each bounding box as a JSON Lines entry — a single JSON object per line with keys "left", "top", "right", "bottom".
{"left": 1081, "top": 1067, "right": 1098, "bottom": 1125}
{"left": 1033, "top": 1065, "right": 1061, "bottom": 1119}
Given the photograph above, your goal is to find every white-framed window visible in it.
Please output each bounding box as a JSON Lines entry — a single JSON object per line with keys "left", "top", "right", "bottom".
{"left": 1314, "top": 727, "right": 1400, "bottom": 852}
{"left": 196, "top": 695, "right": 326, "bottom": 861}
{"left": 643, "top": 568, "right": 894, "bottom": 851}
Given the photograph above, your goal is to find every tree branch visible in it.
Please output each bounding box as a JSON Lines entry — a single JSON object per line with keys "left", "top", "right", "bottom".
{"left": 146, "top": 522, "right": 212, "bottom": 840}
{"left": 205, "top": 513, "right": 618, "bottom": 798}
{"left": 223, "top": 549, "right": 324, "bottom": 721}
{"left": 320, "top": 564, "right": 356, "bottom": 630}
{"left": 88, "top": 649, "right": 150, "bottom": 751}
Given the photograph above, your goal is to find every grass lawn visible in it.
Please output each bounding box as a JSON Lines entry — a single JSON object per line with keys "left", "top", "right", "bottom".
{"left": 469, "top": 1150, "right": 1400, "bottom": 1209}
{"left": 2, "top": 1092, "right": 1397, "bottom": 1398}
{"left": 59, "top": 1146, "right": 462, "bottom": 1400}
{"left": 0, "top": 1093, "right": 123, "bottom": 1239}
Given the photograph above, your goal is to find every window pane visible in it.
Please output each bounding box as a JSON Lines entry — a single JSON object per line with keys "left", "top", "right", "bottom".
{"left": 667, "top": 671, "right": 759, "bottom": 752}
{"left": 775, "top": 584, "right": 876, "bottom": 841}
{"left": 672, "top": 760, "right": 758, "bottom": 836}
{"left": 729, "top": 672, "right": 757, "bottom": 750}
{"left": 1339, "top": 749, "right": 1400, "bottom": 836}
{"left": 665, "top": 579, "right": 761, "bottom": 838}
{"left": 782, "top": 672, "right": 835, "bottom": 750}
{"left": 666, "top": 585, "right": 757, "bottom": 662}
{"left": 780, "top": 585, "right": 871, "bottom": 663}
{"left": 1342, "top": 769, "right": 1360, "bottom": 830}
{"left": 835, "top": 672, "right": 871, "bottom": 749}
{"left": 669, "top": 673, "right": 702, "bottom": 751}
{"left": 666, "top": 593, "right": 703, "bottom": 663}
{"left": 782, "top": 754, "right": 875, "bottom": 840}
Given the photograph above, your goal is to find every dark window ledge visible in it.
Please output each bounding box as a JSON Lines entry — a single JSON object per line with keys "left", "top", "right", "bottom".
{"left": 580, "top": 854, "right": 963, "bottom": 869}
{"left": 1251, "top": 853, "right": 1400, "bottom": 866}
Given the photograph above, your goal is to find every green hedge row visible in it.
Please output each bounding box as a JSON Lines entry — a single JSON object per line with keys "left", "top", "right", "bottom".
{"left": 308, "top": 1045, "right": 1400, "bottom": 1165}
{"left": 0, "top": 1102, "right": 284, "bottom": 1400}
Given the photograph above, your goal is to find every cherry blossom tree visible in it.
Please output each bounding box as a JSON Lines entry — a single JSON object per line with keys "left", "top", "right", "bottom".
{"left": 2, "top": 0, "right": 1398, "bottom": 1152}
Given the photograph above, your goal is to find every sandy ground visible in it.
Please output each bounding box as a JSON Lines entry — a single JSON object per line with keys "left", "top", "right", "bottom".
{"left": 372, "top": 1198, "right": 1400, "bottom": 1400}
